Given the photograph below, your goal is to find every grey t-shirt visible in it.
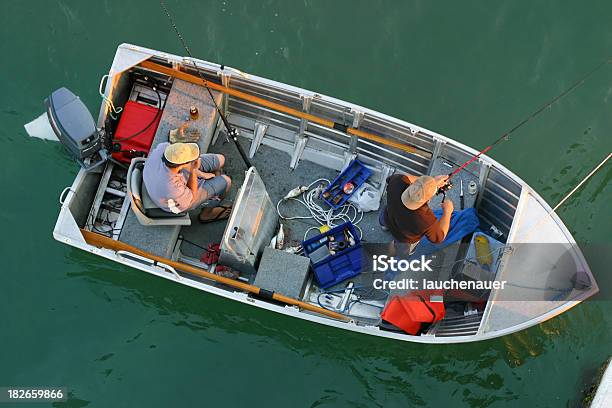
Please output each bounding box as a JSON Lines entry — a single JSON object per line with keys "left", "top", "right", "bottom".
{"left": 143, "top": 142, "right": 193, "bottom": 213}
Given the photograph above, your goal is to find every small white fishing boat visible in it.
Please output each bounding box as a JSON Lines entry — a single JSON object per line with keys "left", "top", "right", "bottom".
{"left": 44, "top": 43, "right": 598, "bottom": 343}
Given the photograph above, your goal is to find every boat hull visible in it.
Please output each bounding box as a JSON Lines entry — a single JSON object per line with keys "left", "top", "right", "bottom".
{"left": 52, "top": 44, "right": 598, "bottom": 344}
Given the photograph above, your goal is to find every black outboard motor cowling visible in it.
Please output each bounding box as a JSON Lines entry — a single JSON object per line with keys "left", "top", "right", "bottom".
{"left": 45, "top": 87, "right": 108, "bottom": 170}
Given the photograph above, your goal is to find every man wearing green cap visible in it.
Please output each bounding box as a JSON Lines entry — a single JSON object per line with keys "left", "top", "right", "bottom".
{"left": 143, "top": 142, "right": 232, "bottom": 221}
{"left": 380, "top": 173, "right": 453, "bottom": 254}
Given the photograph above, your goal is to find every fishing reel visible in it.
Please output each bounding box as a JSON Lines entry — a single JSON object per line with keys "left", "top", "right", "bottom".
{"left": 436, "top": 179, "right": 453, "bottom": 202}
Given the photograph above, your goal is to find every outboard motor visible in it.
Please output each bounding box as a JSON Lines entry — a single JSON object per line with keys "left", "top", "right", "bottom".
{"left": 45, "top": 87, "right": 108, "bottom": 170}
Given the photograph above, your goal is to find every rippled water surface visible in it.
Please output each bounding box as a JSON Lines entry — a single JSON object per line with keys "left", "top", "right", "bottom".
{"left": 1, "top": 1, "right": 610, "bottom": 406}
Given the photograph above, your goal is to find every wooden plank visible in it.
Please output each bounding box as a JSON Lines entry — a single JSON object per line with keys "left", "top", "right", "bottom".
{"left": 80, "top": 229, "right": 350, "bottom": 322}
{"left": 139, "top": 60, "right": 432, "bottom": 159}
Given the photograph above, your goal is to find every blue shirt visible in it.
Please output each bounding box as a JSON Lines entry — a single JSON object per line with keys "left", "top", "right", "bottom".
{"left": 143, "top": 143, "right": 193, "bottom": 213}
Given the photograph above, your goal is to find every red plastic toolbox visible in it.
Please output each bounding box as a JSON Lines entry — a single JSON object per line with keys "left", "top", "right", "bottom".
{"left": 112, "top": 100, "right": 162, "bottom": 163}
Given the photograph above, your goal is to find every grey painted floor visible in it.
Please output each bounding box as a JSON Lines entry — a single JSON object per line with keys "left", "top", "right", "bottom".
{"left": 179, "top": 134, "right": 392, "bottom": 259}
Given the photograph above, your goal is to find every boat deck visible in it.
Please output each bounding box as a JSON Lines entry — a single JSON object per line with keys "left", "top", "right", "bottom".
{"left": 100, "top": 71, "right": 488, "bottom": 330}
{"left": 178, "top": 136, "right": 392, "bottom": 260}
{"left": 174, "top": 132, "right": 483, "bottom": 327}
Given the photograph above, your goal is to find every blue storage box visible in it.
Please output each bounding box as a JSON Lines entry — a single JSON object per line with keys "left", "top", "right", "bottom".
{"left": 302, "top": 222, "right": 362, "bottom": 288}
{"left": 321, "top": 159, "right": 372, "bottom": 210}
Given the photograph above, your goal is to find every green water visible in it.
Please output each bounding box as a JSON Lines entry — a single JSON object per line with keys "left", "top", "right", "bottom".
{"left": 1, "top": 1, "right": 611, "bottom": 406}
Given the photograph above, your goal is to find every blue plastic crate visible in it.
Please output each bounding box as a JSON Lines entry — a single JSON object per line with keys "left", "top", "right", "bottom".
{"left": 321, "top": 159, "right": 372, "bottom": 210}
{"left": 302, "top": 222, "right": 362, "bottom": 288}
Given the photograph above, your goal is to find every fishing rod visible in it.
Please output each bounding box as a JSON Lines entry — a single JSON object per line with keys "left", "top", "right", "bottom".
{"left": 439, "top": 57, "right": 612, "bottom": 196}
{"left": 160, "top": 0, "right": 253, "bottom": 169}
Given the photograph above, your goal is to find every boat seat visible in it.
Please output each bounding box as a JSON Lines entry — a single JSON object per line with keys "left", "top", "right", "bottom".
{"left": 119, "top": 79, "right": 222, "bottom": 258}
{"left": 126, "top": 157, "right": 191, "bottom": 226}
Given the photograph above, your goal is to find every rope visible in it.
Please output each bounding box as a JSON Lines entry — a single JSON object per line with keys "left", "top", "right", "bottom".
{"left": 99, "top": 74, "right": 123, "bottom": 120}
{"left": 276, "top": 179, "right": 364, "bottom": 241}
{"left": 518, "top": 152, "right": 611, "bottom": 241}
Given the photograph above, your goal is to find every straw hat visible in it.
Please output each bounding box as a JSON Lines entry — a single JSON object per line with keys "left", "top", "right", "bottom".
{"left": 401, "top": 176, "right": 438, "bottom": 210}
{"left": 164, "top": 142, "right": 200, "bottom": 165}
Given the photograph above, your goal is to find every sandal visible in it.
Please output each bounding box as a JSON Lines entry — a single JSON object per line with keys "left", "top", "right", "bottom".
{"left": 199, "top": 205, "right": 232, "bottom": 223}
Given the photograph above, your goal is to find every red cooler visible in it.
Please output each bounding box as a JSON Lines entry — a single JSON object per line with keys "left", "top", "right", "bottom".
{"left": 112, "top": 100, "right": 162, "bottom": 163}
{"left": 381, "top": 291, "right": 445, "bottom": 335}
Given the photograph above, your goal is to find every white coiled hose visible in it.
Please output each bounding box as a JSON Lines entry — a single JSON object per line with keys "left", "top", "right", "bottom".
{"left": 276, "top": 178, "right": 364, "bottom": 241}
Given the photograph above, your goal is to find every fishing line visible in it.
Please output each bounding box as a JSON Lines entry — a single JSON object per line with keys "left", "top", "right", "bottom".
{"left": 159, "top": 0, "right": 253, "bottom": 168}
{"left": 448, "top": 57, "right": 612, "bottom": 179}
{"left": 518, "top": 152, "right": 611, "bottom": 241}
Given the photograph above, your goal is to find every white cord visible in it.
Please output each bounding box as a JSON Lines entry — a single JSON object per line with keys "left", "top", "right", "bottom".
{"left": 99, "top": 74, "right": 123, "bottom": 120}
{"left": 276, "top": 178, "right": 364, "bottom": 241}
{"left": 518, "top": 152, "right": 611, "bottom": 241}
{"left": 549, "top": 152, "right": 610, "bottom": 214}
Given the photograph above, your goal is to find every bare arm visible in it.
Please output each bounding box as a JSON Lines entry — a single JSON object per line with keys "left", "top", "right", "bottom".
{"left": 425, "top": 199, "right": 454, "bottom": 243}
{"left": 438, "top": 200, "right": 454, "bottom": 240}
{"left": 186, "top": 158, "right": 201, "bottom": 200}
{"left": 195, "top": 170, "right": 215, "bottom": 180}
{"left": 187, "top": 169, "right": 198, "bottom": 194}
{"left": 437, "top": 211, "right": 452, "bottom": 240}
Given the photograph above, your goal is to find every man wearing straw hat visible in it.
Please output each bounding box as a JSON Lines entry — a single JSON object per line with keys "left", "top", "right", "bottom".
{"left": 380, "top": 174, "right": 453, "bottom": 254}
{"left": 143, "top": 142, "right": 232, "bottom": 222}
